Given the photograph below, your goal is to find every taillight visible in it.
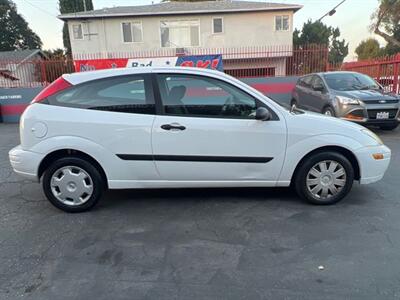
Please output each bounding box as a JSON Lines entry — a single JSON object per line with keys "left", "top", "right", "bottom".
{"left": 31, "top": 77, "right": 72, "bottom": 104}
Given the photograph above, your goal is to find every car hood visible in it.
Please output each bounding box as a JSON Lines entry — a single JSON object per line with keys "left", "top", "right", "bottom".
{"left": 334, "top": 89, "right": 399, "bottom": 101}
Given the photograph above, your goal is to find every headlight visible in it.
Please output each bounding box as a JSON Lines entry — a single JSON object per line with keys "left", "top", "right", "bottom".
{"left": 336, "top": 96, "right": 360, "bottom": 105}
{"left": 361, "top": 129, "right": 383, "bottom": 145}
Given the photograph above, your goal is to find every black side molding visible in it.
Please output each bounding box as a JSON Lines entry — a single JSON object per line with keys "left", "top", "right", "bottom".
{"left": 116, "top": 154, "right": 273, "bottom": 163}
{"left": 116, "top": 154, "right": 153, "bottom": 161}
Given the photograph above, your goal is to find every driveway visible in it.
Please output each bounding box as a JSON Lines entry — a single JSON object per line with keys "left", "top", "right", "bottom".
{"left": 0, "top": 123, "right": 399, "bottom": 299}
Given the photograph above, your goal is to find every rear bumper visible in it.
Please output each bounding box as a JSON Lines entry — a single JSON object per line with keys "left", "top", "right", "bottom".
{"left": 9, "top": 145, "right": 43, "bottom": 181}
{"left": 354, "top": 145, "right": 391, "bottom": 184}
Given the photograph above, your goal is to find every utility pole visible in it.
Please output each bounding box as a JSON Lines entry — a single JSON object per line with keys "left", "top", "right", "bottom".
{"left": 318, "top": 0, "right": 346, "bottom": 22}
{"left": 83, "top": 0, "right": 87, "bottom": 12}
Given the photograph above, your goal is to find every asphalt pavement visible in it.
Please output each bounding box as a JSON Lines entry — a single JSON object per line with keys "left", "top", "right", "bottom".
{"left": 0, "top": 123, "right": 399, "bottom": 300}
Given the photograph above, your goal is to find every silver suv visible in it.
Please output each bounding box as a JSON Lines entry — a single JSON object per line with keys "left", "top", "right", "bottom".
{"left": 291, "top": 71, "right": 400, "bottom": 130}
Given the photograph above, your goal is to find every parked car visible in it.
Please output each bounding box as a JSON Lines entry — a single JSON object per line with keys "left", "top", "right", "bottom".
{"left": 291, "top": 71, "right": 400, "bottom": 130}
{"left": 9, "top": 67, "right": 391, "bottom": 212}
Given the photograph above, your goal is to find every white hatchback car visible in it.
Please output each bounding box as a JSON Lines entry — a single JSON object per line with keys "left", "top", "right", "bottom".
{"left": 9, "top": 67, "right": 391, "bottom": 212}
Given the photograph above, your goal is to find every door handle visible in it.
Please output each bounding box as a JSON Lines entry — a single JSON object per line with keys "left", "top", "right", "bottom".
{"left": 161, "top": 123, "right": 186, "bottom": 131}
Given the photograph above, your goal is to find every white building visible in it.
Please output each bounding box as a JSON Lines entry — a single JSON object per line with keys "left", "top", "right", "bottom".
{"left": 59, "top": 0, "right": 302, "bottom": 76}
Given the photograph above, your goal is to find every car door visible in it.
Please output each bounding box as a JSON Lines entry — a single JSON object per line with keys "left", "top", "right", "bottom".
{"left": 307, "top": 75, "right": 329, "bottom": 112}
{"left": 151, "top": 72, "right": 287, "bottom": 182}
{"left": 296, "top": 75, "right": 314, "bottom": 110}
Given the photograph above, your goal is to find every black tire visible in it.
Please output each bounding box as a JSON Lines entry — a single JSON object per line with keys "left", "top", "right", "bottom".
{"left": 42, "top": 157, "right": 105, "bottom": 213}
{"left": 379, "top": 124, "right": 398, "bottom": 131}
{"left": 294, "top": 151, "right": 354, "bottom": 205}
{"left": 322, "top": 106, "right": 335, "bottom": 117}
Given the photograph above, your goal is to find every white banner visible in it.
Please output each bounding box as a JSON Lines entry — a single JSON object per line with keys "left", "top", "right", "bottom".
{"left": 126, "top": 57, "right": 178, "bottom": 68}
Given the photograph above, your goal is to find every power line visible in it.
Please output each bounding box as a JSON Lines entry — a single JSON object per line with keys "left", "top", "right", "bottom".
{"left": 19, "top": 0, "right": 59, "bottom": 18}
{"left": 318, "top": 0, "right": 347, "bottom": 22}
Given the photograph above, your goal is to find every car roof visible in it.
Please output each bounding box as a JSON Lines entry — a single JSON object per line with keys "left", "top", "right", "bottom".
{"left": 63, "top": 66, "right": 225, "bottom": 85}
{"left": 300, "top": 71, "right": 362, "bottom": 78}
{"left": 319, "top": 71, "right": 364, "bottom": 76}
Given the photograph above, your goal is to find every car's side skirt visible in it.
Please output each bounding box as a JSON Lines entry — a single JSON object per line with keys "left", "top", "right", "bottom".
{"left": 107, "top": 180, "right": 291, "bottom": 189}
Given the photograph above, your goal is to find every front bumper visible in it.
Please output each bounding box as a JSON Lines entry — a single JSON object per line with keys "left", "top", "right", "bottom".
{"left": 339, "top": 105, "right": 399, "bottom": 126}
{"left": 9, "top": 145, "right": 44, "bottom": 181}
{"left": 340, "top": 117, "right": 400, "bottom": 126}
{"left": 354, "top": 144, "right": 391, "bottom": 184}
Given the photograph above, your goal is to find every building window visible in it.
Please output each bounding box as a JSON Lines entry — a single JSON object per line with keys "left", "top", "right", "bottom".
{"left": 122, "top": 21, "right": 143, "bottom": 43}
{"left": 160, "top": 20, "right": 200, "bottom": 48}
{"left": 72, "top": 24, "right": 83, "bottom": 40}
{"left": 212, "top": 17, "right": 223, "bottom": 34}
{"left": 275, "top": 15, "right": 289, "bottom": 31}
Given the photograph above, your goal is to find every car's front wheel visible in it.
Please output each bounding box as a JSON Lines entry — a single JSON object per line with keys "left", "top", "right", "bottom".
{"left": 294, "top": 151, "right": 354, "bottom": 205}
{"left": 322, "top": 106, "right": 335, "bottom": 117}
{"left": 42, "top": 157, "right": 105, "bottom": 213}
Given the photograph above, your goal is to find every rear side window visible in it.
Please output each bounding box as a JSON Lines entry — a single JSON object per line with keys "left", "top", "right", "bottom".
{"left": 47, "top": 75, "right": 155, "bottom": 115}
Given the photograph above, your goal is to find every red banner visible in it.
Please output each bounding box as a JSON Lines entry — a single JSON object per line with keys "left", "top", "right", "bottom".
{"left": 74, "top": 59, "right": 129, "bottom": 72}
{"left": 74, "top": 55, "right": 224, "bottom": 72}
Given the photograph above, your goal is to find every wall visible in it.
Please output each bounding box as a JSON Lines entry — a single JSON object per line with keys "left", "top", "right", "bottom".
{"left": 0, "top": 76, "right": 298, "bottom": 123}
{"left": 224, "top": 57, "right": 287, "bottom": 77}
{"left": 0, "top": 87, "right": 43, "bottom": 123}
{"left": 68, "top": 10, "right": 294, "bottom": 56}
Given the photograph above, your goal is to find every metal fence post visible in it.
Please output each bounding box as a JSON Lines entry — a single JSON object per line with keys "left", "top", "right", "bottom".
{"left": 40, "top": 60, "right": 47, "bottom": 85}
{"left": 393, "top": 54, "right": 400, "bottom": 94}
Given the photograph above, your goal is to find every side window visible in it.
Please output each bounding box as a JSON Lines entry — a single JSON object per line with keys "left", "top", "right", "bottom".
{"left": 275, "top": 15, "right": 289, "bottom": 31}
{"left": 212, "top": 17, "right": 223, "bottom": 34}
{"left": 311, "top": 75, "right": 325, "bottom": 90}
{"left": 122, "top": 21, "right": 143, "bottom": 43}
{"left": 48, "top": 75, "right": 155, "bottom": 115}
{"left": 156, "top": 74, "right": 257, "bottom": 119}
{"left": 72, "top": 24, "right": 83, "bottom": 40}
{"left": 302, "top": 75, "right": 313, "bottom": 88}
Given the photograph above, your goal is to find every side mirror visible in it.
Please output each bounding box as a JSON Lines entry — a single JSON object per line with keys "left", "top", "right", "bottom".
{"left": 255, "top": 107, "right": 272, "bottom": 121}
{"left": 313, "top": 83, "right": 324, "bottom": 92}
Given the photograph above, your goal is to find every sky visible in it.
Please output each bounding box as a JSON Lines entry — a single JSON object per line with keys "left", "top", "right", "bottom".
{"left": 13, "top": 0, "right": 383, "bottom": 61}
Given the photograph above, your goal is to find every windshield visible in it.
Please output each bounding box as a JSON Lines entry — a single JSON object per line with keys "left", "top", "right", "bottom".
{"left": 323, "top": 73, "right": 380, "bottom": 91}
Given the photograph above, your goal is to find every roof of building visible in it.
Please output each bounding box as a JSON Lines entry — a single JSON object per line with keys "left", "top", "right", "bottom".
{"left": 0, "top": 49, "right": 46, "bottom": 62}
{"left": 58, "top": 0, "right": 302, "bottom": 20}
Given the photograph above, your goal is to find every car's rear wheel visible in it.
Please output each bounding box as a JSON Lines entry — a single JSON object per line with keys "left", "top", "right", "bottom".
{"left": 42, "top": 157, "right": 104, "bottom": 213}
{"left": 379, "top": 124, "right": 398, "bottom": 131}
{"left": 294, "top": 151, "right": 354, "bottom": 205}
{"left": 322, "top": 106, "right": 335, "bottom": 117}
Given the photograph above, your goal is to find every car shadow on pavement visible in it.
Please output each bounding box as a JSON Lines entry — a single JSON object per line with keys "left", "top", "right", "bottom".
{"left": 98, "top": 187, "right": 301, "bottom": 210}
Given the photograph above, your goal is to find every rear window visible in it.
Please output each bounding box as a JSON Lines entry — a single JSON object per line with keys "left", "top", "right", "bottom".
{"left": 48, "top": 75, "right": 155, "bottom": 115}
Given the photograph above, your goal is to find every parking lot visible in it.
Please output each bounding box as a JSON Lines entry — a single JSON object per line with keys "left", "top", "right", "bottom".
{"left": 0, "top": 123, "right": 399, "bottom": 299}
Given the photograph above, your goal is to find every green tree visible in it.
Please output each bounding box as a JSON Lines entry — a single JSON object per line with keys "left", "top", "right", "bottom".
{"left": 0, "top": 0, "right": 42, "bottom": 51}
{"left": 355, "top": 38, "right": 383, "bottom": 60}
{"left": 43, "top": 48, "right": 67, "bottom": 59}
{"left": 59, "top": 0, "right": 93, "bottom": 56}
{"left": 294, "top": 20, "right": 349, "bottom": 64}
{"left": 371, "top": 0, "right": 400, "bottom": 51}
